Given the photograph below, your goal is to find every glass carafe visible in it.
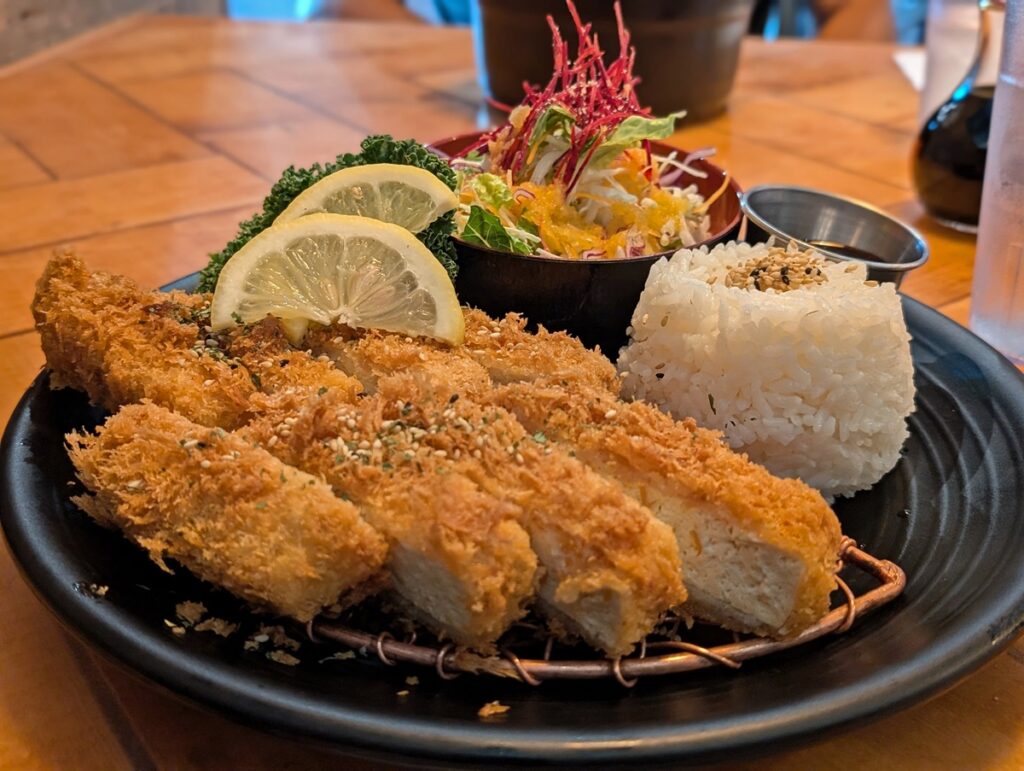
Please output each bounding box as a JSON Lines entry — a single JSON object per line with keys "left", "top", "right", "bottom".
{"left": 912, "top": 0, "right": 1005, "bottom": 232}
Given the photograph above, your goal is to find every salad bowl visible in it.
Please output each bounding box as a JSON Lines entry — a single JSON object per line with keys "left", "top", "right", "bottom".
{"left": 431, "top": 133, "right": 742, "bottom": 357}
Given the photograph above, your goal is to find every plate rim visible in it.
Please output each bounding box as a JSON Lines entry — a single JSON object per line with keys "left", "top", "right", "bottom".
{"left": 3, "top": 280, "right": 1024, "bottom": 764}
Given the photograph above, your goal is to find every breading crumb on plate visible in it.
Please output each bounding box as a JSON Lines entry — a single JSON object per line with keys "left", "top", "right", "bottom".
{"left": 175, "top": 601, "right": 207, "bottom": 626}
{"left": 84, "top": 583, "right": 109, "bottom": 598}
{"left": 257, "top": 624, "right": 303, "bottom": 651}
{"left": 319, "top": 651, "right": 357, "bottom": 663}
{"left": 163, "top": 620, "right": 187, "bottom": 637}
{"left": 478, "top": 701, "right": 510, "bottom": 718}
{"left": 266, "top": 650, "right": 301, "bottom": 666}
{"left": 194, "top": 618, "right": 238, "bottom": 637}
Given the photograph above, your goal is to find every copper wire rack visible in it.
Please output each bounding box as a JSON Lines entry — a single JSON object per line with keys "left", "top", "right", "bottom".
{"left": 309, "top": 537, "right": 905, "bottom": 687}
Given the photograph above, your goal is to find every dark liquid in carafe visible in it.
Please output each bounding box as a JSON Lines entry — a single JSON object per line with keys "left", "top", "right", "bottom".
{"left": 912, "top": 85, "right": 994, "bottom": 228}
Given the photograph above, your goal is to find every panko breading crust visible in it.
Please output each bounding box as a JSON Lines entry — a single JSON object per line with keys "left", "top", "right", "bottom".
{"left": 238, "top": 323, "right": 681, "bottom": 654}
{"left": 225, "top": 318, "right": 365, "bottom": 402}
{"left": 220, "top": 323, "right": 537, "bottom": 652}
{"left": 304, "top": 306, "right": 621, "bottom": 401}
{"left": 68, "top": 403, "right": 388, "bottom": 621}
{"left": 33, "top": 253, "right": 255, "bottom": 429}
{"left": 462, "top": 308, "right": 621, "bottom": 393}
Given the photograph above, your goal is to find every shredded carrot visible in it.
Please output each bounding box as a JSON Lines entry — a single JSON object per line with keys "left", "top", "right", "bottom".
{"left": 695, "top": 171, "right": 731, "bottom": 214}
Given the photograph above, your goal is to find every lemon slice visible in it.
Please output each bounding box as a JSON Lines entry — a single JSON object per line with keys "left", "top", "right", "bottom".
{"left": 273, "top": 163, "right": 458, "bottom": 233}
{"left": 210, "top": 213, "right": 464, "bottom": 345}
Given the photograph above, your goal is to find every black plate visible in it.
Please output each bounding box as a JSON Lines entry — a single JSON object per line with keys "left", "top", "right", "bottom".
{"left": 3, "top": 278, "right": 1024, "bottom": 766}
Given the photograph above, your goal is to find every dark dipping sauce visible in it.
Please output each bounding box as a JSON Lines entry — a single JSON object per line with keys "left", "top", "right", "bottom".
{"left": 807, "top": 240, "right": 884, "bottom": 264}
{"left": 912, "top": 85, "right": 994, "bottom": 229}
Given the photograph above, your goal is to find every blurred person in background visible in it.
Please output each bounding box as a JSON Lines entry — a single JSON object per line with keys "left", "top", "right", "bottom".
{"left": 751, "top": 0, "right": 926, "bottom": 41}
{"left": 814, "top": 0, "right": 926, "bottom": 40}
{"left": 313, "top": 0, "right": 926, "bottom": 44}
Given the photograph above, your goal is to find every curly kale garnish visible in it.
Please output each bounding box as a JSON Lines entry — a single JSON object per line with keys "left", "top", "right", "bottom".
{"left": 198, "top": 135, "right": 458, "bottom": 293}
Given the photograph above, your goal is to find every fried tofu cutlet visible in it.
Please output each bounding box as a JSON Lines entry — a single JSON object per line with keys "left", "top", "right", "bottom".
{"left": 33, "top": 254, "right": 255, "bottom": 429}
{"left": 374, "top": 376, "right": 685, "bottom": 656}
{"left": 68, "top": 403, "right": 388, "bottom": 622}
{"left": 241, "top": 390, "right": 538, "bottom": 654}
{"left": 491, "top": 382, "right": 843, "bottom": 638}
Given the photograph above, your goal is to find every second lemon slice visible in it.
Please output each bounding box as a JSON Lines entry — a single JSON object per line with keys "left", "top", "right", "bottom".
{"left": 273, "top": 163, "right": 458, "bottom": 234}
{"left": 210, "top": 213, "right": 464, "bottom": 345}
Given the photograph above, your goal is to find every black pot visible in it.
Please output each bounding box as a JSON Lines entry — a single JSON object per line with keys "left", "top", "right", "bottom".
{"left": 472, "top": 0, "right": 756, "bottom": 122}
{"left": 431, "top": 133, "right": 742, "bottom": 357}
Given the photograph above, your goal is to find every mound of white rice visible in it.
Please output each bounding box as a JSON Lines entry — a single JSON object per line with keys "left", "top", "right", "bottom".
{"left": 618, "top": 241, "right": 916, "bottom": 499}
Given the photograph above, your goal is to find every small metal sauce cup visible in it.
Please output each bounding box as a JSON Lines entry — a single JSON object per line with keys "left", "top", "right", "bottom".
{"left": 741, "top": 185, "right": 929, "bottom": 287}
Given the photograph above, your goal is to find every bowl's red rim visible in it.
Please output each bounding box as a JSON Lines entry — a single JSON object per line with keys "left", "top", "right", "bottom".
{"left": 428, "top": 131, "right": 744, "bottom": 265}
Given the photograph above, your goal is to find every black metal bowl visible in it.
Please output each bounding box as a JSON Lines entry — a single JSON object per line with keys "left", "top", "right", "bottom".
{"left": 430, "top": 134, "right": 742, "bottom": 357}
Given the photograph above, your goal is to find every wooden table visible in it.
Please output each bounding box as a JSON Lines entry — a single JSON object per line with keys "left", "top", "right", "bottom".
{"left": 0, "top": 14, "right": 1019, "bottom": 770}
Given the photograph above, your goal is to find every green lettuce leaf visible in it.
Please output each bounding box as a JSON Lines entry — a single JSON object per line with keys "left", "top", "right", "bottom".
{"left": 590, "top": 111, "right": 687, "bottom": 167}
{"left": 460, "top": 205, "right": 533, "bottom": 255}
{"left": 517, "top": 217, "right": 539, "bottom": 238}
{"left": 470, "top": 173, "right": 514, "bottom": 210}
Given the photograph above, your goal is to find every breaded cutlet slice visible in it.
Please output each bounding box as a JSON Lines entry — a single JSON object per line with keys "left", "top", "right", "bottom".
{"left": 373, "top": 376, "right": 686, "bottom": 656}
{"left": 32, "top": 254, "right": 254, "bottom": 428}
{"left": 240, "top": 390, "right": 538, "bottom": 654}
{"left": 304, "top": 324, "right": 491, "bottom": 401}
{"left": 490, "top": 382, "right": 843, "bottom": 638}
{"left": 303, "top": 307, "right": 621, "bottom": 400}
{"left": 462, "top": 308, "right": 621, "bottom": 393}
{"left": 68, "top": 403, "right": 388, "bottom": 622}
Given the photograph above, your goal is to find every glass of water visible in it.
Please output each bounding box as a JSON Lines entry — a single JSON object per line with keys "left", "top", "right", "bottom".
{"left": 970, "top": 0, "right": 1023, "bottom": 364}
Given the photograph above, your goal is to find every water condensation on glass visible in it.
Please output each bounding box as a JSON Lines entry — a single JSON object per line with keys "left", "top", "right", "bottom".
{"left": 970, "top": 0, "right": 1024, "bottom": 363}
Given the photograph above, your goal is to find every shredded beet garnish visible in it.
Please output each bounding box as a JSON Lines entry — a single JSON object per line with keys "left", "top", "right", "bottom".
{"left": 460, "top": 0, "right": 649, "bottom": 193}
